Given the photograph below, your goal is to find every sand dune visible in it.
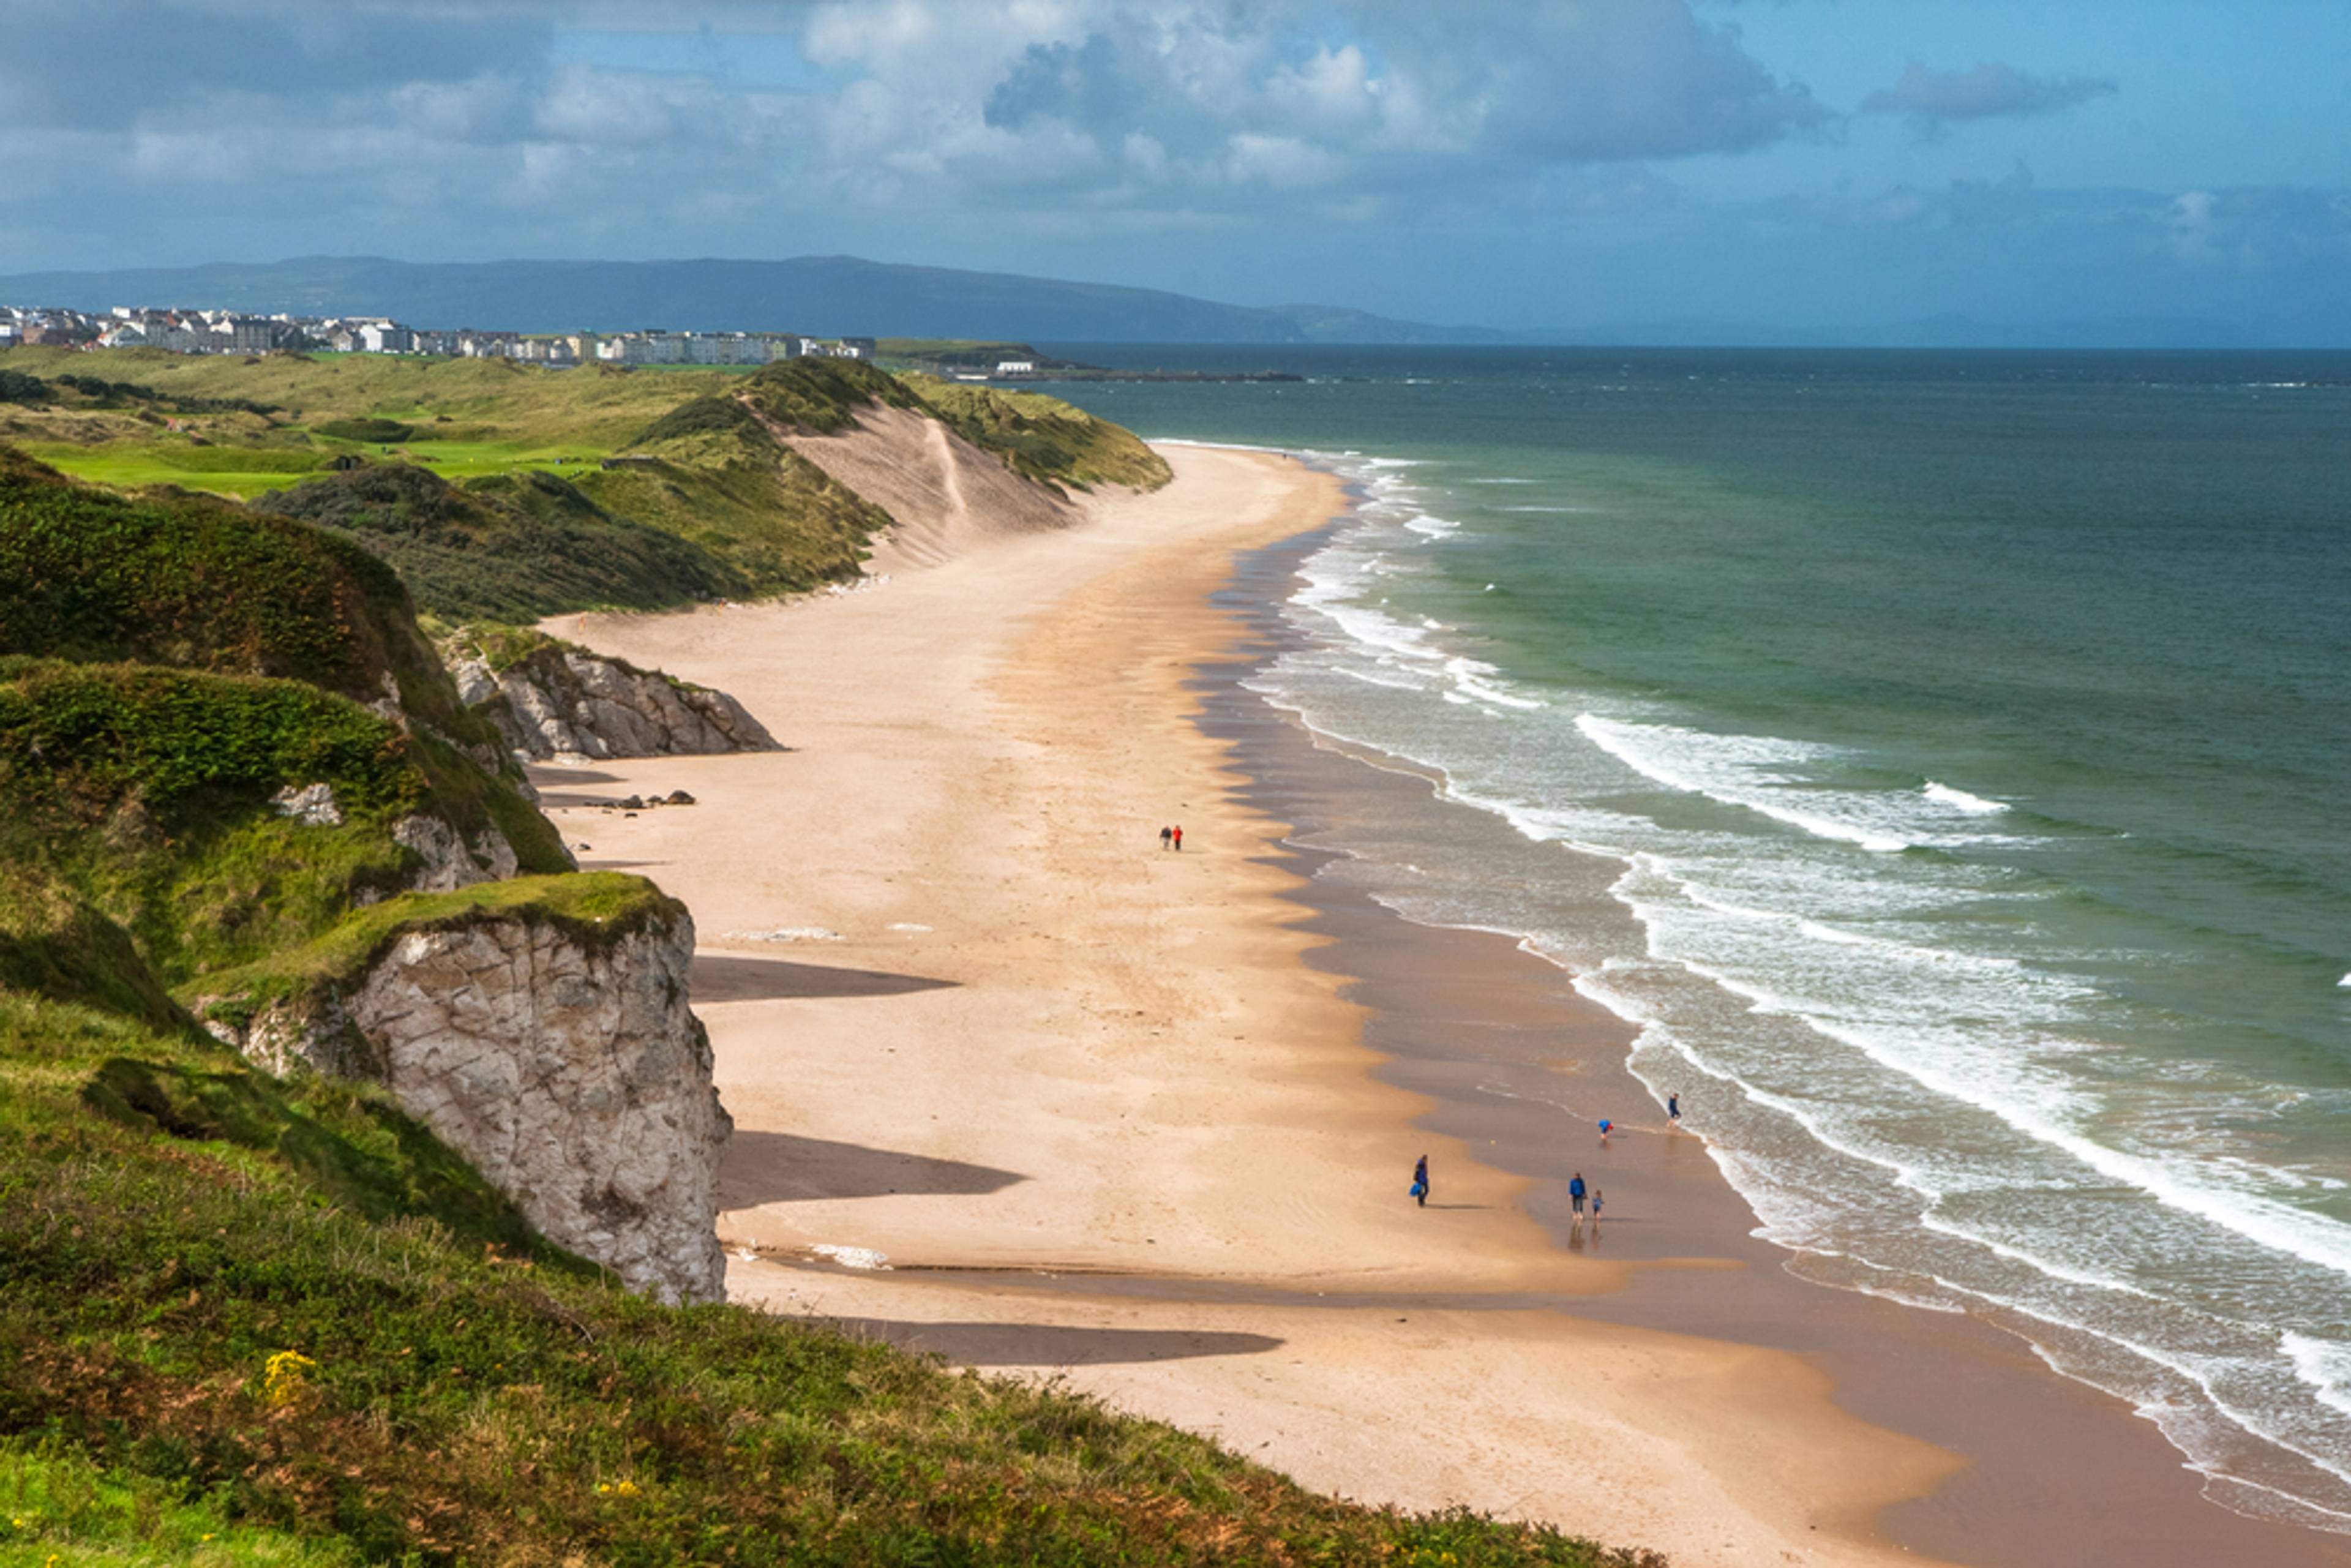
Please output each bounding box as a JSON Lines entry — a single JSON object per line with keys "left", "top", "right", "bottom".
{"left": 766, "top": 400, "right": 1078, "bottom": 570}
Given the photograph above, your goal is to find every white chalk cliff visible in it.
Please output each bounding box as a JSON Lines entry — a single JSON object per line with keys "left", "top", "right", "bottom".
{"left": 451, "top": 647, "right": 777, "bottom": 762}
{"left": 218, "top": 905, "right": 731, "bottom": 1304}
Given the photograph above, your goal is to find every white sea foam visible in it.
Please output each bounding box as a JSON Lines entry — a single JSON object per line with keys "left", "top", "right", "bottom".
{"left": 1445, "top": 656, "right": 1545, "bottom": 710}
{"left": 2287, "top": 1334, "right": 2351, "bottom": 1419}
{"left": 1575, "top": 715, "right": 2024, "bottom": 853}
{"left": 1497, "top": 505, "right": 1596, "bottom": 513}
{"left": 1575, "top": 714, "right": 1916, "bottom": 852}
{"left": 1924, "top": 780, "right": 2009, "bottom": 814}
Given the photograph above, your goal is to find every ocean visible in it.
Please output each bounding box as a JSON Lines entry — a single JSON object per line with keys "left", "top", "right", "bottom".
{"left": 1047, "top": 347, "right": 2351, "bottom": 1534}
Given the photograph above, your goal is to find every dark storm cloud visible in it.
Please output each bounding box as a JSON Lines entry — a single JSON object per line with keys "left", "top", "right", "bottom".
{"left": 0, "top": 0, "right": 557, "bottom": 132}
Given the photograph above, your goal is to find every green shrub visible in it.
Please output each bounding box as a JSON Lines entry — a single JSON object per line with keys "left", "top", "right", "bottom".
{"left": 0, "top": 659, "right": 568, "bottom": 985}
{"left": 255, "top": 462, "right": 741, "bottom": 620}
{"left": 313, "top": 416, "right": 413, "bottom": 443}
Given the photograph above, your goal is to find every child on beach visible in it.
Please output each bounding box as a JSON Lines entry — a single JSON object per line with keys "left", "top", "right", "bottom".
{"left": 1411, "top": 1154, "right": 1429, "bottom": 1207}
{"left": 1668, "top": 1092, "right": 1681, "bottom": 1127}
{"left": 1591, "top": 1188, "right": 1604, "bottom": 1228}
{"left": 1597, "top": 1118, "right": 1613, "bottom": 1146}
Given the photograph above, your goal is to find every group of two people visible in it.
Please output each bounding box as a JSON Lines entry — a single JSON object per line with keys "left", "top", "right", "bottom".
{"left": 1157, "top": 824, "right": 1184, "bottom": 850}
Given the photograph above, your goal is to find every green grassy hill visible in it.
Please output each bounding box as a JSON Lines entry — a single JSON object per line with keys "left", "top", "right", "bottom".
{"left": 0, "top": 348, "right": 1171, "bottom": 621}
{"left": 906, "top": 373, "right": 1174, "bottom": 493}
{"left": 0, "top": 449, "right": 481, "bottom": 737}
{"left": 0, "top": 461, "right": 570, "bottom": 990}
{"left": 253, "top": 462, "right": 744, "bottom": 622}
{"left": 574, "top": 388, "right": 893, "bottom": 598}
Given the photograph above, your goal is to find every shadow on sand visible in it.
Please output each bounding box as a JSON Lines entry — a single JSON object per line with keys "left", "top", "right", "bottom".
{"left": 691, "top": 953, "right": 959, "bottom": 1003}
{"left": 524, "top": 766, "right": 630, "bottom": 787}
{"left": 820, "top": 1317, "right": 1284, "bottom": 1368}
{"left": 721, "top": 1130, "right": 1027, "bottom": 1207}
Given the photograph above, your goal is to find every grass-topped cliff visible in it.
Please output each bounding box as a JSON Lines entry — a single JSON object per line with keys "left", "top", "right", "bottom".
{"left": 0, "top": 460, "right": 570, "bottom": 994}
{"left": 1, "top": 347, "right": 1171, "bottom": 621}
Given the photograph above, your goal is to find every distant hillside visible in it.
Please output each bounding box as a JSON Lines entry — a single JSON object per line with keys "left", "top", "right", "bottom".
{"left": 1, "top": 346, "right": 1170, "bottom": 620}
{"left": 0, "top": 254, "right": 1514, "bottom": 345}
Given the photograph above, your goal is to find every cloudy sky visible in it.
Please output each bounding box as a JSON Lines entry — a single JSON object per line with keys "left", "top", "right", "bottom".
{"left": 9, "top": 0, "right": 2349, "bottom": 340}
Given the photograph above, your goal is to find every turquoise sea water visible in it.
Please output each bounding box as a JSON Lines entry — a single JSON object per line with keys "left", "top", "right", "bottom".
{"left": 1049, "top": 347, "right": 2351, "bottom": 1531}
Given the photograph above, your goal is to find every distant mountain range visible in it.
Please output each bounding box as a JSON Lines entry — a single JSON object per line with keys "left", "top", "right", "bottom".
{"left": 0, "top": 253, "right": 2263, "bottom": 348}
{"left": 0, "top": 254, "right": 1509, "bottom": 346}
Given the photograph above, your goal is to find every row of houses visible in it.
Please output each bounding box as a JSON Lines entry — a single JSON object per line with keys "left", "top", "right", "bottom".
{"left": 0, "top": 304, "right": 878, "bottom": 367}
{"left": 592, "top": 331, "right": 875, "bottom": 366}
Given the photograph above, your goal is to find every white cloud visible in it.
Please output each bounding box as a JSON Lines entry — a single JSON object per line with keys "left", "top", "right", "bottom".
{"left": 1861, "top": 60, "right": 2115, "bottom": 135}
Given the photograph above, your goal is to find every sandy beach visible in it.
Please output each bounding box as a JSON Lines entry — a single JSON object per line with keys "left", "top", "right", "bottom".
{"left": 546, "top": 443, "right": 2349, "bottom": 1568}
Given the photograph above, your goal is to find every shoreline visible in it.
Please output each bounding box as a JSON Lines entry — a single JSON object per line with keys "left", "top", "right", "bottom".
{"left": 1193, "top": 509, "right": 2351, "bottom": 1568}
{"left": 539, "top": 442, "right": 2345, "bottom": 1567}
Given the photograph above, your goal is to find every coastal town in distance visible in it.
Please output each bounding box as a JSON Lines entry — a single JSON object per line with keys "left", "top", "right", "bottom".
{"left": 2, "top": 302, "right": 888, "bottom": 369}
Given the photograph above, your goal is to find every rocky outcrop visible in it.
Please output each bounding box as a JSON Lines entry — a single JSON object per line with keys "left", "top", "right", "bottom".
{"left": 211, "top": 896, "right": 730, "bottom": 1304}
{"left": 390, "top": 812, "right": 522, "bottom": 891}
{"left": 450, "top": 643, "right": 777, "bottom": 762}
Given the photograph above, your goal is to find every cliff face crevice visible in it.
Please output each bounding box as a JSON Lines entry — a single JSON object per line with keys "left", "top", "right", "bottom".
{"left": 451, "top": 645, "right": 779, "bottom": 762}
{"left": 219, "top": 905, "right": 732, "bottom": 1304}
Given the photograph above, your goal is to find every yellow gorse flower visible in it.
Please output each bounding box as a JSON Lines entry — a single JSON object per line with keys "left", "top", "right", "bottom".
{"left": 263, "top": 1349, "right": 320, "bottom": 1407}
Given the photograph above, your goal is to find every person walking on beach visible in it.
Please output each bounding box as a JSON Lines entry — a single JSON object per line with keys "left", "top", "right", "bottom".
{"left": 1591, "top": 1188, "right": 1605, "bottom": 1229}
{"left": 1411, "top": 1154, "right": 1430, "bottom": 1208}
{"left": 1569, "top": 1171, "right": 1586, "bottom": 1219}
{"left": 1172, "top": 825, "right": 1183, "bottom": 851}
{"left": 1160, "top": 825, "right": 1172, "bottom": 850}
{"left": 1668, "top": 1091, "right": 1682, "bottom": 1128}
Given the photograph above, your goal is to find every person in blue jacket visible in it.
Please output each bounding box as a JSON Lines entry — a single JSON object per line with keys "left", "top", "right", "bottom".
{"left": 1569, "top": 1171, "right": 1588, "bottom": 1218}
{"left": 1411, "top": 1154, "right": 1430, "bottom": 1207}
